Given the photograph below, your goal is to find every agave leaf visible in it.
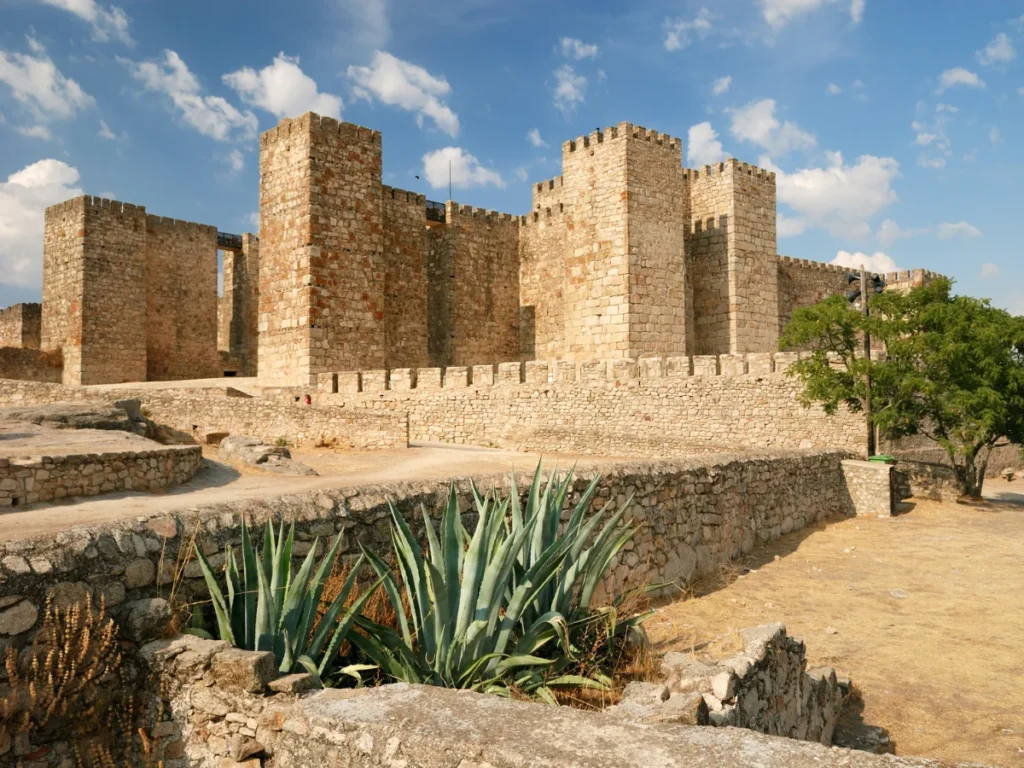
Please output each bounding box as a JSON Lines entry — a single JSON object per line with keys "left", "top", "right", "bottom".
{"left": 422, "top": 558, "right": 450, "bottom": 672}
{"left": 224, "top": 545, "right": 245, "bottom": 649}
{"left": 307, "top": 553, "right": 364, "bottom": 661}
{"left": 349, "top": 625, "right": 422, "bottom": 683}
{"left": 253, "top": 552, "right": 278, "bottom": 656}
{"left": 492, "top": 654, "right": 556, "bottom": 676}
{"left": 533, "top": 685, "right": 558, "bottom": 705}
{"left": 336, "top": 663, "right": 378, "bottom": 687}
{"left": 514, "top": 611, "right": 569, "bottom": 656}
{"left": 440, "top": 488, "right": 462, "bottom": 633}
{"left": 295, "top": 655, "right": 325, "bottom": 689}
{"left": 359, "top": 543, "right": 413, "bottom": 648}
{"left": 192, "top": 544, "right": 236, "bottom": 646}
{"left": 240, "top": 518, "right": 259, "bottom": 650}
{"left": 388, "top": 503, "right": 433, "bottom": 654}
{"left": 261, "top": 520, "right": 275, "bottom": 586}
{"left": 453, "top": 492, "right": 493, "bottom": 639}
{"left": 278, "top": 541, "right": 320, "bottom": 660}
{"left": 292, "top": 532, "right": 346, "bottom": 663}
{"left": 318, "top": 574, "right": 386, "bottom": 676}
{"left": 544, "top": 674, "right": 610, "bottom": 690}
{"left": 578, "top": 522, "right": 636, "bottom": 612}
{"left": 272, "top": 520, "right": 295, "bottom": 618}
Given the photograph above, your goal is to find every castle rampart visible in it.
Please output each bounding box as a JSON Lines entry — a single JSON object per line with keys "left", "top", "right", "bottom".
{"left": 0, "top": 302, "right": 41, "bottom": 349}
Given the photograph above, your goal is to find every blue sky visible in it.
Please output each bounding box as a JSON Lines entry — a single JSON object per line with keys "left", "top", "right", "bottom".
{"left": 0, "top": 0, "right": 1021, "bottom": 313}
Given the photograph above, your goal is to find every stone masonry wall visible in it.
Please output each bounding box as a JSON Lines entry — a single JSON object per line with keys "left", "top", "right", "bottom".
{"left": 219, "top": 235, "right": 260, "bottom": 376}
{"left": 381, "top": 186, "right": 429, "bottom": 368}
{"left": 0, "top": 303, "right": 41, "bottom": 349}
{"left": 320, "top": 353, "right": 865, "bottom": 456}
{"left": 0, "top": 450, "right": 856, "bottom": 646}
{"left": 258, "top": 114, "right": 386, "bottom": 386}
{"left": 687, "top": 167, "right": 732, "bottom": 355}
{"left": 840, "top": 459, "right": 894, "bottom": 517}
{"left": 0, "top": 348, "right": 62, "bottom": 383}
{"left": 0, "top": 444, "right": 202, "bottom": 509}
{"left": 518, "top": 207, "right": 566, "bottom": 360}
{"left": 627, "top": 129, "right": 688, "bottom": 357}
{"left": 145, "top": 215, "right": 220, "bottom": 381}
{"left": 46, "top": 197, "right": 148, "bottom": 385}
{"left": 777, "top": 257, "right": 850, "bottom": 342}
{"left": 438, "top": 203, "right": 520, "bottom": 366}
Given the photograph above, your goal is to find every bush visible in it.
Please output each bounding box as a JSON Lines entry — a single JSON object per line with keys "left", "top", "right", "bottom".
{"left": 353, "top": 464, "right": 652, "bottom": 701}
{"left": 192, "top": 519, "right": 379, "bottom": 687}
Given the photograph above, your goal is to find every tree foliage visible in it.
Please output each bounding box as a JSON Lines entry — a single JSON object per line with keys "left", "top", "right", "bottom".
{"left": 782, "top": 278, "right": 1024, "bottom": 498}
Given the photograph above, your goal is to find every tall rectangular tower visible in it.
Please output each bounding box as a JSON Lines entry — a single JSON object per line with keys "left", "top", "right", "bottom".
{"left": 687, "top": 161, "right": 778, "bottom": 355}
{"left": 259, "top": 113, "right": 385, "bottom": 386}
{"left": 520, "top": 123, "right": 688, "bottom": 360}
{"left": 42, "top": 196, "right": 147, "bottom": 385}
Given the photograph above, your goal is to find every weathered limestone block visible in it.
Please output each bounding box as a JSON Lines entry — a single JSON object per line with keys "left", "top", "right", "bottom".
{"left": 747, "top": 353, "right": 774, "bottom": 375}
{"left": 639, "top": 357, "right": 663, "bottom": 379}
{"left": 523, "top": 360, "right": 549, "bottom": 385}
{"left": 664, "top": 356, "right": 692, "bottom": 377}
{"left": 692, "top": 356, "right": 718, "bottom": 376}
{"left": 212, "top": 648, "right": 278, "bottom": 694}
{"left": 361, "top": 370, "right": 389, "bottom": 392}
{"left": 389, "top": 368, "right": 414, "bottom": 391}
{"left": 719, "top": 355, "right": 748, "bottom": 376}
{"left": 417, "top": 368, "right": 442, "bottom": 390}
{"left": 554, "top": 360, "right": 576, "bottom": 383}
{"left": 609, "top": 359, "right": 637, "bottom": 381}
{"left": 773, "top": 352, "right": 800, "bottom": 373}
{"left": 579, "top": 359, "right": 606, "bottom": 381}
{"left": 471, "top": 364, "right": 495, "bottom": 387}
{"left": 496, "top": 362, "right": 522, "bottom": 385}
{"left": 443, "top": 367, "right": 469, "bottom": 388}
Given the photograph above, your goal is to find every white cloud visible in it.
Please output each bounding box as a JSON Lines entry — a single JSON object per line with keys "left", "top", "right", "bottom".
{"left": 0, "top": 158, "right": 83, "bottom": 288}
{"left": 937, "top": 221, "right": 982, "bottom": 239}
{"left": 347, "top": 51, "right": 458, "bottom": 136}
{"left": 936, "top": 67, "right": 985, "bottom": 93}
{"left": 336, "top": 0, "right": 390, "bottom": 49}
{"left": 935, "top": 103, "right": 958, "bottom": 113}
{"left": 16, "top": 124, "right": 52, "bottom": 139}
{"left": 760, "top": 0, "right": 865, "bottom": 30}
{"left": 712, "top": 76, "right": 732, "bottom": 95}
{"left": 97, "top": 119, "right": 115, "bottom": 139}
{"left": 769, "top": 151, "right": 899, "bottom": 238}
{"left": 831, "top": 250, "right": 898, "bottom": 274}
{"left": 514, "top": 167, "right": 529, "bottom": 182}
{"left": 553, "top": 64, "right": 586, "bottom": 116}
{"left": 527, "top": 128, "right": 547, "bottom": 148}
{"left": 121, "top": 50, "right": 257, "bottom": 141}
{"left": 917, "top": 156, "right": 946, "bottom": 169}
{"left": 38, "top": 0, "right": 132, "bottom": 45}
{"left": 877, "top": 219, "right": 928, "bottom": 245}
{"left": 0, "top": 39, "right": 95, "bottom": 122}
{"left": 422, "top": 147, "right": 505, "bottom": 190}
{"left": 663, "top": 8, "right": 714, "bottom": 51}
{"left": 224, "top": 148, "right": 244, "bottom": 174}
{"left": 977, "top": 33, "right": 1015, "bottom": 66}
{"left": 728, "top": 99, "right": 816, "bottom": 156}
{"left": 980, "top": 262, "right": 1000, "bottom": 279}
{"left": 687, "top": 122, "right": 727, "bottom": 166}
{"left": 989, "top": 127, "right": 1003, "bottom": 145}
{"left": 828, "top": 82, "right": 842, "bottom": 95}
{"left": 224, "top": 53, "right": 343, "bottom": 120}
{"left": 777, "top": 213, "right": 806, "bottom": 238}
{"left": 560, "top": 37, "right": 598, "bottom": 60}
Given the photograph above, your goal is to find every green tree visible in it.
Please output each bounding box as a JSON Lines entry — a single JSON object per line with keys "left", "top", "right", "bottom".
{"left": 782, "top": 278, "right": 1024, "bottom": 498}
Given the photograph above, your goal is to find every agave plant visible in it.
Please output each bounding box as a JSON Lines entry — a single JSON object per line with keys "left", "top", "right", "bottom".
{"left": 192, "top": 518, "right": 380, "bottom": 687}
{"left": 352, "top": 463, "right": 651, "bottom": 701}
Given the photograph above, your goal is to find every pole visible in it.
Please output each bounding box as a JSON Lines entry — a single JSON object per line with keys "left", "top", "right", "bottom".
{"left": 861, "top": 266, "right": 875, "bottom": 458}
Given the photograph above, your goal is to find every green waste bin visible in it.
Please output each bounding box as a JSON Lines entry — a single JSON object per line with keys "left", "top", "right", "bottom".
{"left": 868, "top": 454, "right": 896, "bottom": 464}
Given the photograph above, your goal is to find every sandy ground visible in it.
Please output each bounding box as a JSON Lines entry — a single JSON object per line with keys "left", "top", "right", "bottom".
{"left": 0, "top": 442, "right": 622, "bottom": 542}
{"left": 647, "top": 479, "right": 1024, "bottom": 767}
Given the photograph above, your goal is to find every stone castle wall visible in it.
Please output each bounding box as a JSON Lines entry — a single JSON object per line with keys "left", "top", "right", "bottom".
{"left": 382, "top": 187, "right": 430, "bottom": 368}
{"left": 145, "top": 215, "right": 220, "bottom": 381}
{"left": 518, "top": 207, "right": 566, "bottom": 360}
{"left": 316, "top": 352, "right": 865, "bottom": 456}
{"left": 218, "top": 234, "right": 260, "bottom": 376}
{"left": 0, "top": 348, "right": 63, "bottom": 382}
{"left": 0, "top": 302, "right": 41, "bottom": 349}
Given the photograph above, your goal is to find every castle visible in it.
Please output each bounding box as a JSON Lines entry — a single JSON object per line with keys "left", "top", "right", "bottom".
{"left": 6, "top": 113, "right": 939, "bottom": 387}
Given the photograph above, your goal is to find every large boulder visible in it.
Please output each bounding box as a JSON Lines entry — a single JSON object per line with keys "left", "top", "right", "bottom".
{"left": 219, "top": 435, "right": 317, "bottom": 476}
{"left": 0, "top": 401, "right": 140, "bottom": 433}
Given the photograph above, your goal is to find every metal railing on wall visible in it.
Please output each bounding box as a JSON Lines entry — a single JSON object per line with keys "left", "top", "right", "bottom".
{"left": 425, "top": 201, "right": 446, "bottom": 223}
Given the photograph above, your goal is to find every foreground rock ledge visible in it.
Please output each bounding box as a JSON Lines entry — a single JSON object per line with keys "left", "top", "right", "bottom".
{"left": 262, "top": 683, "right": 971, "bottom": 767}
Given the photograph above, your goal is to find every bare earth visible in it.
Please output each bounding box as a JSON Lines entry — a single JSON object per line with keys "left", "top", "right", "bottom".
{"left": 0, "top": 442, "right": 622, "bottom": 542}
{"left": 647, "top": 480, "right": 1024, "bottom": 767}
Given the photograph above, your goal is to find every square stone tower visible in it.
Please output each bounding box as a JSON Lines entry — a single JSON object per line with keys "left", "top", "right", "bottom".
{"left": 259, "top": 113, "right": 386, "bottom": 386}
{"left": 687, "top": 161, "right": 778, "bottom": 355}
{"left": 520, "top": 123, "right": 688, "bottom": 361}
{"left": 42, "top": 196, "right": 148, "bottom": 385}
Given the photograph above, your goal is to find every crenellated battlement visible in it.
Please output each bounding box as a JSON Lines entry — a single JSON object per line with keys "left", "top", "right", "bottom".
{"left": 317, "top": 351, "right": 805, "bottom": 395}
{"left": 445, "top": 201, "right": 517, "bottom": 222}
{"left": 259, "top": 112, "right": 381, "bottom": 147}
{"left": 145, "top": 214, "right": 217, "bottom": 236}
{"left": 382, "top": 185, "right": 426, "bottom": 205}
{"left": 518, "top": 204, "right": 569, "bottom": 228}
{"left": 562, "top": 122, "right": 683, "bottom": 156}
{"left": 47, "top": 195, "right": 146, "bottom": 218}
{"left": 684, "top": 159, "right": 776, "bottom": 183}
{"left": 778, "top": 255, "right": 852, "bottom": 276}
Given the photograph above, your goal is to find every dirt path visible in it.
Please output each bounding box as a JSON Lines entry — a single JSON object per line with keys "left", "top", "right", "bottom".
{"left": 0, "top": 442, "right": 621, "bottom": 542}
{"left": 647, "top": 480, "right": 1024, "bottom": 766}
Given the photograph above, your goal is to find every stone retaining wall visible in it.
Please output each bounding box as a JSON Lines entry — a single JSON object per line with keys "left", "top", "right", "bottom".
{"left": 0, "top": 451, "right": 857, "bottom": 649}
{"left": 0, "top": 445, "right": 203, "bottom": 508}
{"left": 841, "top": 460, "right": 894, "bottom": 517}
{"left": 611, "top": 623, "right": 846, "bottom": 745}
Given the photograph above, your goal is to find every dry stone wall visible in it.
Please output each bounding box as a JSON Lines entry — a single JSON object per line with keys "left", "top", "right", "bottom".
{"left": 0, "top": 303, "right": 41, "bottom": 349}
{"left": 145, "top": 215, "right": 220, "bottom": 381}
{"left": 0, "top": 444, "right": 202, "bottom": 508}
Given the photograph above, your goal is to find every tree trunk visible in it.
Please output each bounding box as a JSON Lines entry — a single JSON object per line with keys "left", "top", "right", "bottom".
{"left": 953, "top": 450, "right": 985, "bottom": 500}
